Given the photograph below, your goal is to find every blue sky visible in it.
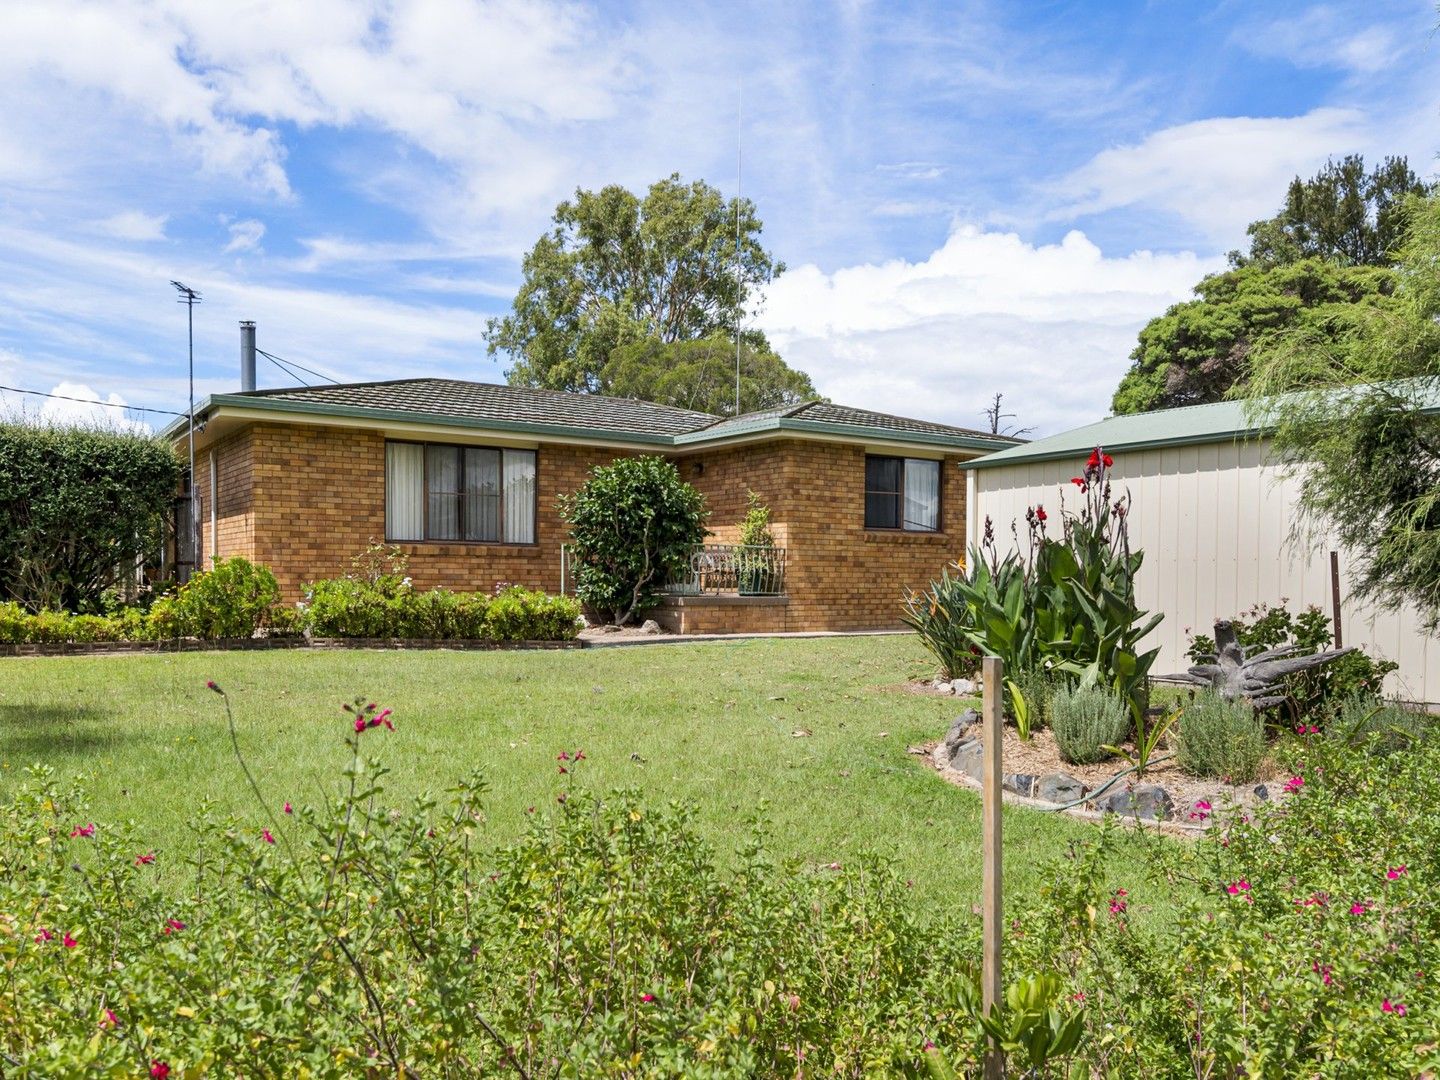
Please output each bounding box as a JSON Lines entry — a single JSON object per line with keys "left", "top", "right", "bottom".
{"left": 0, "top": 0, "right": 1435, "bottom": 435}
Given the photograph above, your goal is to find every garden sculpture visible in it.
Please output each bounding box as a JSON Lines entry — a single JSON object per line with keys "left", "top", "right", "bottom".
{"left": 1167, "top": 620, "right": 1355, "bottom": 709}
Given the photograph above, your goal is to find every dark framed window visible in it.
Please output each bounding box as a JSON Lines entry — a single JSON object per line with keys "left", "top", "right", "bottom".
{"left": 385, "top": 441, "right": 536, "bottom": 544}
{"left": 864, "top": 455, "right": 940, "bottom": 532}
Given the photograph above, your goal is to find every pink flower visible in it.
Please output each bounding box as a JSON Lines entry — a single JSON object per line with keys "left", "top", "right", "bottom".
{"left": 1071, "top": 991, "right": 1086, "bottom": 1003}
{"left": 1351, "top": 901, "right": 1370, "bottom": 916}
{"left": 1382, "top": 999, "right": 1408, "bottom": 1016}
{"left": 1284, "top": 775, "right": 1304, "bottom": 794}
{"left": 353, "top": 717, "right": 367, "bottom": 733}
{"left": 70, "top": 823, "right": 95, "bottom": 838}
{"left": 205, "top": 680, "right": 221, "bottom": 693}
{"left": 1109, "top": 888, "right": 1128, "bottom": 916}
{"left": 100, "top": 1008, "right": 119, "bottom": 1029}
{"left": 922, "top": 1039, "right": 936, "bottom": 1051}
{"left": 1297, "top": 892, "right": 1328, "bottom": 908}
{"left": 367, "top": 707, "right": 393, "bottom": 730}
{"left": 150, "top": 1062, "right": 170, "bottom": 1079}
{"left": 1226, "top": 880, "right": 1251, "bottom": 895}
{"left": 283, "top": 802, "right": 292, "bottom": 815}
{"left": 1312, "top": 961, "right": 1333, "bottom": 986}
{"left": 34, "top": 928, "right": 54, "bottom": 943}
{"left": 135, "top": 852, "right": 155, "bottom": 866}
{"left": 640, "top": 993, "right": 656, "bottom": 1003}
{"left": 162, "top": 919, "right": 185, "bottom": 935}
{"left": 1387, "top": 866, "right": 1408, "bottom": 880}
{"left": 63, "top": 933, "right": 77, "bottom": 948}
{"left": 1188, "top": 800, "right": 1212, "bottom": 822}
{"left": 557, "top": 750, "right": 570, "bottom": 762}
{"left": 262, "top": 828, "right": 275, "bottom": 845}
{"left": 558, "top": 765, "right": 568, "bottom": 774}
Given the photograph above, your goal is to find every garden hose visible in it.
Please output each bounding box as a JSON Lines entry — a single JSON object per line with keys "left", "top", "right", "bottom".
{"left": 1035, "top": 754, "right": 1176, "bottom": 813}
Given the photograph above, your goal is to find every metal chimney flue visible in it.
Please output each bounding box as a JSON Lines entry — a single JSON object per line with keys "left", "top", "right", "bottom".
{"left": 239, "top": 321, "right": 256, "bottom": 392}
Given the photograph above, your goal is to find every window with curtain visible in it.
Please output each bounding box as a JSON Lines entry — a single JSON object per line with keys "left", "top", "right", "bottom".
{"left": 864, "top": 455, "right": 940, "bottom": 532}
{"left": 385, "top": 441, "right": 537, "bottom": 543}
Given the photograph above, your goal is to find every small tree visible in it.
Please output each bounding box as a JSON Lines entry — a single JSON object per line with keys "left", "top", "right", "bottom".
{"left": 560, "top": 457, "right": 708, "bottom": 625}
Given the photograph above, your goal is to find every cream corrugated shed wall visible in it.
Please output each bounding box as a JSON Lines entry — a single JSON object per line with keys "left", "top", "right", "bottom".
{"left": 966, "top": 438, "right": 1440, "bottom": 705}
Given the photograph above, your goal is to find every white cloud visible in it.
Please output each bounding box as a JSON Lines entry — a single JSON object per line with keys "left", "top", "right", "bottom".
{"left": 758, "top": 224, "right": 1222, "bottom": 435}
{"left": 223, "top": 218, "right": 266, "bottom": 254}
{"left": 1049, "top": 108, "right": 1372, "bottom": 243}
{"left": 96, "top": 210, "right": 168, "bottom": 241}
{"left": 0, "top": 380, "right": 152, "bottom": 432}
{"left": 1236, "top": 6, "right": 1409, "bottom": 75}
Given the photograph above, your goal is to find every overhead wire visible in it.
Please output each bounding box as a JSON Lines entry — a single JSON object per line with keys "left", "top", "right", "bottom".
{"left": 0, "top": 383, "right": 187, "bottom": 417}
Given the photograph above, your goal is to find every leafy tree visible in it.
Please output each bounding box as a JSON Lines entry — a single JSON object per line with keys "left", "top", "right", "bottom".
{"left": 487, "top": 174, "right": 786, "bottom": 396}
{"left": 559, "top": 456, "right": 708, "bottom": 626}
{"left": 604, "top": 334, "right": 816, "bottom": 416}
{"left": 1113, "top": 155, "right": 1433, "bottom": 414}
{"left": 1244, "top": 193, "right": 1440, "bottom": 627}
{"left": 1230, "top": 154, "right": 1432, "bottom": 270}
{"left": 0, "top": 423, "right": 181, "bottom": 611}
{"left": 1112, "top": 259, "right": 1402, "bottom": 414}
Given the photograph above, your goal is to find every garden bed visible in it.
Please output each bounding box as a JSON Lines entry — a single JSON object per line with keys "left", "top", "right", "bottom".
{"left": 0, "top": 636, "right": 583, "bottom": 658}
{"left": 928, "top": 710, "right": 1283, "bottom": 830}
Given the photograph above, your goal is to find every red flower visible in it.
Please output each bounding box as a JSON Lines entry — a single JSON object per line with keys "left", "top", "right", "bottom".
{"left": 1035, "top": 506, "right": 1048, "bottom": 522}
{"left": 162, "top": 919, "right": 186, "bottom": 935}
{"left": 135, "top": 852, "right": 155, "bottom": 866}
{"left": 1070, "top": 477, "right": 1086, "bottom": 488}
{"left": 1087, "top": 449, "right": 1100, "bottom": 468}
{"left": 283, "top": 802, "right": 293, "bottom": 815}
{"left": 100, "top": 1008, "right": 119, "bottom": 1029}
{"left": 367, "top": 707, "right": 394, "bottom": 730}
{"left": 205, "top": 680, "right": 221, "bottom": 693}
{"left": 353, "top": 717, "right": 367, "bottom": 733}
{"left": 262, "top": 829, "right": 276, "bottom": 845}
{"left": 34, "top": 928, "right": 54, "bottom": 943}
{"left": 1382, "top": 998, "right": 1408, "bottom": 1016}
{"left": 150, "top": 1062, "right": 170, "bottom": 1079}
{"left": 63, "top": 933, "right": 77, "bottom": 948}
{"left": 70, "top": 823, "right": 95, "bottom": 838}
{"left": 1102, "top": 453, "right": 1113, "bottom": 468}
{"left": 557, "top": 750, "right": 571, "bottom": 762}
{"left": 640, "top": 993, "right": 656, "bottom": 1003}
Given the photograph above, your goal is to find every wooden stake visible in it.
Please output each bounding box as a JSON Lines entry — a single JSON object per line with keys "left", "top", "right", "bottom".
{"left": 981, "top": 655, "right": 1004, "bottom": 1080}
{"left": 1330, "top": 550, "right": 1344, "bottom": 649}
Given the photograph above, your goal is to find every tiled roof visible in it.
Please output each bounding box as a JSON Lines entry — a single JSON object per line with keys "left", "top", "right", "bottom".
{"left": 241, "top": 378, "right": 718, "bottom": 437}
{"left": 789, "top": 401, "right": 1001, "bottom": 441}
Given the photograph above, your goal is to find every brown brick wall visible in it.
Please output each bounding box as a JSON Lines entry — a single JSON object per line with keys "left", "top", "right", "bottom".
{"left": 208, "top": 424, "right": 967, "bottom": 629}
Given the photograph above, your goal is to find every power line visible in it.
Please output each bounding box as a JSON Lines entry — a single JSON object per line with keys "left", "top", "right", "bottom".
{"left": 256, "top": 348, "right": 341, "bottom": 385}
{"left": 258, "top": 350, "right": 312, "bottom": 387}
{"left": 0, "top": 383, "right": 187, "bottom": 417}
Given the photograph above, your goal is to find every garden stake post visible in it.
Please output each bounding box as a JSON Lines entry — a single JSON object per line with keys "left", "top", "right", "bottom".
{"left": 981, "top": 656, "right": 1004, "bottom": 1080}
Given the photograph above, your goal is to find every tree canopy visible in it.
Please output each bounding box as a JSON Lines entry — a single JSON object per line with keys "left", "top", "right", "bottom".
{"left": 1112, "top": 154, "right": 1434, "bottom": 415}
{"left": 1243, "top": 193, "right": 1440, "bottom": 627}
{"left": 486, "top": 174, "right": 807, "bottom": 411}
{"left": 604, "top": 335, "right": 817, "bottom": 416}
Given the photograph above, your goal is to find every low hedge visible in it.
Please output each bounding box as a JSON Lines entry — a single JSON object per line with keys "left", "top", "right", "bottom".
{"left": 0, "top": 561, "right": 581, "bottom": 646}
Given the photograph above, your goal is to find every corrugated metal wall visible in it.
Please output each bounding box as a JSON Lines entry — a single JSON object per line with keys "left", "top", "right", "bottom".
{"left": 966, "top": 439, "right": 1439, "bottom": 704}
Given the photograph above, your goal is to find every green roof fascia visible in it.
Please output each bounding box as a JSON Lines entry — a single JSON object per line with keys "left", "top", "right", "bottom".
{"left": 964, "top": 424, "right": 1268, "bottom": 469}
{"left": 164, "top": 393, "right": 679, "bottom": 447}
{"left": 673, "top": 415, "right": 1016, "bottom": 452}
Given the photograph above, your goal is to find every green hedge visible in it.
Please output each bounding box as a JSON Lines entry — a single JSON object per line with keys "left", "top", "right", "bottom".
{"left": 0, "top": 559, "right": 581, "bottom": 645}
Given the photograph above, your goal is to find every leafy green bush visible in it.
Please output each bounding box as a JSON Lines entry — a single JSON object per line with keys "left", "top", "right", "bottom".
{"left": 302, "top": 577, "right": 576, "bottom": 641}
{"left": 560, "top": 455, "right": 708, "bottom": 625}
{"left": 151, "top": 556, "right": 280, "bottom": 640}
{"left": 1012, "top": 733, "right": 1440, "bottom": 1076}
{"left": 0, "top": 600, "right": 27, "bottom": 643}
{"left": 0, "top": 688, "right": 1086, "bottom": 1076}
{"left": 485, "top": 586, "right": 581, "bottom": 641}
{"left": 1174, "top": 692, "right": 1267, "bottom": 782}
{"left": 0, "top": 422, "right": 182, "bottom": 612}
{"left": 1327, "top": 693, "right": 1436, "bottom": 754}
{"left": 904, "top": 449, "right": 1162, "bottom": 715}
{"left": 1050, "top": 684, "right": 1130, "bottom": 765}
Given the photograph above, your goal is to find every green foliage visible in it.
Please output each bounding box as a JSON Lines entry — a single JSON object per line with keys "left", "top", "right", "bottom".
{"left": 903, "top": 450, "right": 1162, "bottom": 717}
{"left": 1188, "top": 600, "right": 1399, "bottom": 719}
{"left": 1327, "top": 693, "right": 1436, "bottom": 755}
{"left": 302, "top": 576, "right": 577, "bottom": 641}
{"left": 1012, "top": 736, "right": 1440, "bottom": 1076}
{"left": 1174, "top": 692, "right": 1267, "bottom": 783}
{"left": 154, "top": 556, "right": 281, "bottom": 640}
{"left": 559, "top": 455, "right": 709, "bottom": 625}
{"left": 486, "top": 174, "right": 787, "bottom": 399}
{"left": 1230, "top": 154, "right": 1432, "bottom": 270}
{"left": 1111, "top": 259, "right": 1403, "bottom": 414}
{"left": 0, "top": 688, "right": 1051, "bottom": 1077}
{"left": 1050, "top": 684, "right": 1130, "bottom": 765}
{"left": 737, "top": 488, "right": 776, "bottom": 548}
{"left": 606, "top": 334, "right": 818, "bottom": 417}
{"left": 1006, "top": 678, "right": 1035, "bottom": 741}
{"left": 0, "top": 421, "right": 181, "bottom": 611}
{"left": 1103, "top": 707, "right": 1178, "bottom": 780}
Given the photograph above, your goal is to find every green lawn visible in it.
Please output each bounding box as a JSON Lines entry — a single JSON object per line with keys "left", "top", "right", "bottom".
{"left": 0, "top": 636, "right": 1157, "bottom": 913}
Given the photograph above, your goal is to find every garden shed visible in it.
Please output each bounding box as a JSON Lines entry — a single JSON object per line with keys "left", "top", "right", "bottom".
{"left": 964, "top": 397, "right": 1440, "bottom": 705}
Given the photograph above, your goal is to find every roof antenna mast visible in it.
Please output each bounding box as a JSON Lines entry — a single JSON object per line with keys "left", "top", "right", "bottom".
{"left": 171, "top": 280, "right": 202, "bottom": 576}
{"left": 734, "top": 83, "right": 742, "bottom": 418}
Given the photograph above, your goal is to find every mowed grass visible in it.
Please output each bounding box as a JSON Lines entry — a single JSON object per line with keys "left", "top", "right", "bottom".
{"left": 0, "top": 636, "right": 1160, "bottom": 914}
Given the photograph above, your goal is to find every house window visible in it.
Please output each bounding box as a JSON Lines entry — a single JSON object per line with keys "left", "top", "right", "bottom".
{"left": 385, "top": 441, "right": 536, "bottom": 544}
{"left": 864, "top": 455, "right": 940, "bottom": 532}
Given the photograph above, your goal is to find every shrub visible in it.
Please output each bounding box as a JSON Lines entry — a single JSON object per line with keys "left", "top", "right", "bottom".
{"left": 155, "top": 556, "right": 280, "bottom": 640}
{"left": 1327, "top": 693, "right": 1436, "bottom": 754}
{"left": 0, "top": 422, "right": 181, "bottom": 612}
{"left": 1050, "top": 684, "right": 1131, "bottom": 764}
{"left": 560, "top": 455, "right": 708, "bottom": 625}
{"left": 0, "top": 601, "right": 26, "bottom": 643}
{"left": 1173, "top": 691, "right": 1267, "bottom": 783}
{"left": 485, "top": 587, "right": 581, "bottom": 641}
{"left": 904, "top": 449, "right": 1162, "bottom": 716}
{"left": 0, "top": 688, "right": 1087, "bottom": 1076}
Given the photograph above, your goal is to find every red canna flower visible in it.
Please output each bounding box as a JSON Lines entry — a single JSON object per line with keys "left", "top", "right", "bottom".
{"left": 1102, "top": 453, "right": 1113, "bottom": 468}
{"left": 1035, "top": 506, "right": 1047, "bottom": 522}
{"left": 1070, "top": 477, "right": 1086, "bottom": 489}
{"left": 135, "top": 852, "right": 155, "bottom": 866}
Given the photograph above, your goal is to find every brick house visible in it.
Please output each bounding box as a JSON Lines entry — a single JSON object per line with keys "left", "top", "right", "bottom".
{"left": 165, "top": 379, "right": 1017, "bottom": 633}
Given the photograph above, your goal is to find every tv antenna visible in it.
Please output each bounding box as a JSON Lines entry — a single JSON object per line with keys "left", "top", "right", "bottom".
{"left": 172, "top": 280, "right": 202, "bottom": 574}
{"left": 733, "top": 85, "right": 742, "bottom": 417}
